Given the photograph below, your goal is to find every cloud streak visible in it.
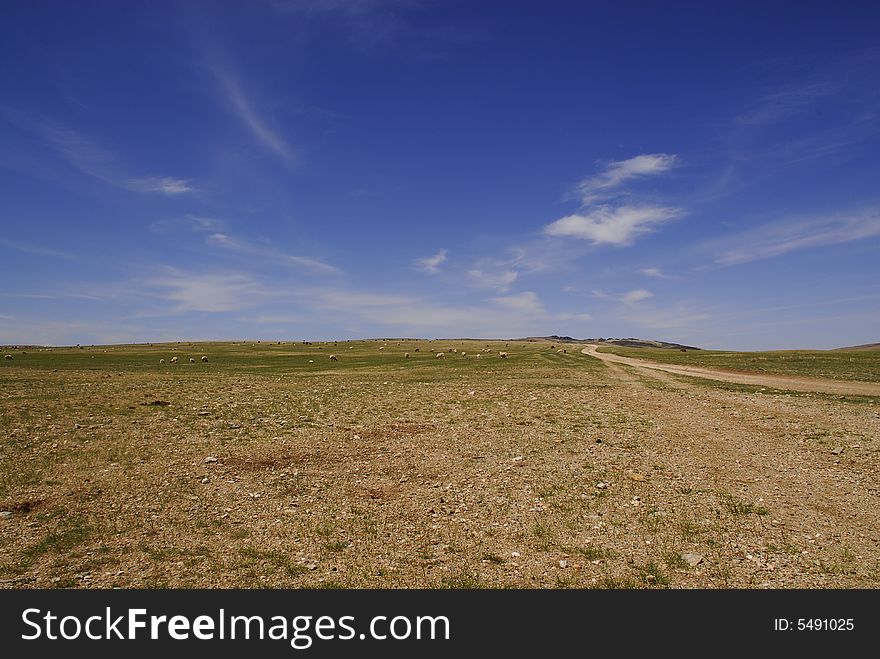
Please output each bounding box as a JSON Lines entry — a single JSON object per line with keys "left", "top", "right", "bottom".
{"left": 414, "top": 249, "right": 447, "bottom": 274}
{"left": 711, "top": 208, "right": 880, "bottom": 266}
{"left": 214, "top": 68, "right": 296, "bottom": 162}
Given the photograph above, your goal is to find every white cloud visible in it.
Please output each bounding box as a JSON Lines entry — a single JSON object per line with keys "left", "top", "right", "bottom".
{"left": 467, "top": 269, "right": 518, "bottom": 292}
{"left": 490, "top": 291, "right": 543, "bottom": 314}
{"left": 150, "top": 271, "right": 266, "bottom": 312}
{"left": 128, "top": 176, "right": 193, "bottom": 195}
{"left": 577, "top": 153, "right": 678, "bottom": 203}
{"left": 414, "top": 249, "right": 447, "bottom": 274}
{"left": 215, "top": 69, "right": 296, "bottom": 162}
{"left": 545, "top": 204, "right": 681, "bottom": 246}
{"left": 639, "top": 267, "right": 666, "bottom": 278}
{"left": 621, "top": 289, "right": 654, "bottom": 304}
{"left": 206, "top": 232, "right": 340, "bottom": 274}
{"left": 712, "top": 208, "right": 880, "bottom": 266}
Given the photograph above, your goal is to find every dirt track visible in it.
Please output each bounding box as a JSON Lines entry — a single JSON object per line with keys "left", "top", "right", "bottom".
{"left": 581, "top": 345, "right": 880, "bottom": 396}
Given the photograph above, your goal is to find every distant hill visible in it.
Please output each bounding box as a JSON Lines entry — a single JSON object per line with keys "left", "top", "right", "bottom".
{"left": 523, "top": 336, "right": 702, "bottom": 350}
{"left": 834, "top": 342, "right": 880, "bottom": 351}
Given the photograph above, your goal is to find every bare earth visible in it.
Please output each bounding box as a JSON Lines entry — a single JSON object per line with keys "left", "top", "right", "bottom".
{"left": 1, "top": 340, "right": 878, "bottom": 589}
{"left": 582, "top": 345, "right": 880, "bottom": 396}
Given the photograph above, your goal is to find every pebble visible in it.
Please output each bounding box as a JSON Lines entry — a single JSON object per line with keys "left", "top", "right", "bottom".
{"left": 0, "top": 511, "right": 12, "bottom": 519}
{"left": 204, "top": 456, "right": 218, "bottom": 463}
{"left": 201, "top": 477, "right": 210, "bottom": 484}
{"left": 596, "top": 482, "right": 608, "bottom": 490}
{"left": 511, "top": 551, "right": 521, "bottom": 558}
{"left": 559, "top": 560, "right": 568, "bottom": 568}
{"left": 681, "top": 552, "right": 704, "bottom": 567}
{"left": 831, "top": 446, "right": 844, "bottom": 455}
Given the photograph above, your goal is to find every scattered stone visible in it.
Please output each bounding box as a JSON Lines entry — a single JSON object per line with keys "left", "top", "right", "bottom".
{"left": 204, "top": 456, "right": 218, "bottom": 463}
{"left": 831, "top": 446, "right": 845, "bottom": 455}
{"left": 512, "top": 455, "right": 524, "bottom": 462}
{"left": 306, "top": 563, "right": 317, "bottom": 571}
{"left": 511, "top": 551, "right": 521, "bottom": 558}
{"left": 631, "top": 496, "right": 641, "bottom": 506}
{"left": 74, "top": 423, "right": 82, "bottom": 430}
{"left": 558, "top": 560, "right": 568, "bottom": 568}
{"left": 200, "top": 477, "right": 210, "bottom": 484}
{"left": 681, "top": 552, "right": 704, "bottom": 567}
{"left": 596, "top": 482, "right": 608, "bottom": 490}
{"left": 0, "top": 511, "right": 12, "bottom": 519}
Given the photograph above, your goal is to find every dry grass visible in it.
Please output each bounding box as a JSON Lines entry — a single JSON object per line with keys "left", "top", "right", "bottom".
{"left": 1, "top": 338, "right": 878, "bottom": 588}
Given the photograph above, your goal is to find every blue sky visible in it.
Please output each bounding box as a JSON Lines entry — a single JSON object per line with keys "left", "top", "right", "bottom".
{"left": 1, "top": 1, "right": 879, "bottom": 350}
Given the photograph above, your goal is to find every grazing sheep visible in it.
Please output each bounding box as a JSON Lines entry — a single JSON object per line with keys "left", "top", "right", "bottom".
{"left": 308, "top": 359, "right": 314, "bottom": 363}
{"left": 189, "top": 357, "right": 196, "bottom": 363}
{"left": 379, "top": 346, "right": 385, "bottom": 351}
{"left": 330, "top": 354, "right": 338, "bottom": 361}
{"left": 557, "top": 349, "right": 564, "bottom": 353}
{"left": 461, "top": 352, "right": 466, "bottom": 357}
{"left": 170, "top": 356, "right": 178, "bottom": 363}
{"left": 404, "top": 353, "right": 410, "bottom": 359}
{"left": 159, "top": 358, "right": 165, "bottom": 364}
{"left": 451, "top": 348, "right": 458, "bottom": 353}
{"left": 4, "top": 354, "right": 12, "bottom": 360}
{"left": 414, "top": 347, "right": 420, "bottom": 352}
{"left": 475, "top": 353, "right": 482, "bottom": 359}
{"left": 499, "top": 351, "right": 508, "bottom": 358}
{"left": 201, "top": 355, "right": 208, "bottom": 362}
{"left": 435, "top": 352, "right": 444, "bottom": 359}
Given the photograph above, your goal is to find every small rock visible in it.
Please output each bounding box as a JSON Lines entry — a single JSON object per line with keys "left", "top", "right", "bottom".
{"left": 831, "top": 446, "right": 844, "bottom": 455}
{"left": 596, "top": 482, "right": 608, "bottom": 490}
{"left": 512, "top": 455, "right": 524, "bottom": 462}
{"left": 201, "top": 477, "right": 210, "bottom": 484}
{"left": 558, "top": 560, "right": 568, "bottom": 568}
{"left": 74, "top": 423, "right": 82, "bottom": 430}
{"left": 468, "top": 391, "right": 475, "bottom": 396}
{"left": 204, "top": 456, "right": 218, "bottom": 463}
{"left": 682, "top": 552, "right": 704, "bottom": 567}
{"left": 511, "top": 551, "right": 521, "bottom": 558}
{"left": 306, "top": 563, "right": 317, "bottom": 570}
{"left": 0, "top": 511, "right": 12, "bottom": 519}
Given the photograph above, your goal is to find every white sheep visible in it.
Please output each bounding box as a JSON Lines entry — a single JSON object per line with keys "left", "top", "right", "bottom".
{"left": 201, "top": 355, "right": 208, "bottom": 362}
{"left": 499, "top": 351, "right": 508, "bottom": 358}
{"left": 414, "top": 347, "right": 420, "bottom": 352}
{"left": 159, "top": 358, "right": 165, "bottom": 364}
{"left": 4, "top": 354, "right": 12, "bottom": 360}
{"left": 329, "top": 354, "right": 338, "bottom": 361}
{"left": 435, "top": 352, "right": 444, "bottom": 359}
{"left": 405, "top": 353, "right": 410, "bottom": 359}
{"left": 461, "top": 352, "right": 466, "bottom": 357}
{"left": 189, "top": 357, "right": 196, "bottom": 363}
{"left": 475, "top": 353, "right": 482, "bottom": 359}
{"left": 170, "top": 356, "right": 178, "bottom": 363}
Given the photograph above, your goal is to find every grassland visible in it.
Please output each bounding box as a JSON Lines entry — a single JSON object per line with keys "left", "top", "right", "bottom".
{"left": 598, "top": 345, "right": 880, "bottom": 382}
{"left": 1, "top": 339, "right": 878, "bottom": 588}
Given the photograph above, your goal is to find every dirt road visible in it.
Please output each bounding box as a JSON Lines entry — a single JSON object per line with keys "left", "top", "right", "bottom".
{"left": 581, "top": 344, "right": 880, "bottom": 396}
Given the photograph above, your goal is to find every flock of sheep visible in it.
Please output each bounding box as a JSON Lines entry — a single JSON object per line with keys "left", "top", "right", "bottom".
{"left": 159, "top": 355, "right": 209, "bottom": 365}
{"left": 152, "top": 343, "right": 535, "bottom": 366}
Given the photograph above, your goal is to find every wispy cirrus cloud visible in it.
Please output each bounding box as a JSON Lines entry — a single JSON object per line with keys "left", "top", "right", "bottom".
{"left": 639, "top": 266, "right": 672, "bottom": 279}
{"left": 1, "top": 109, "right": 195, "bottom": 196}
{"left": 213, "top": 68, "right": 296, "bottom": 162}
{"left": 0, "top": 238, "right": 76, "bottom": 260}
{"left": 206, "top": 232, "right": 340, "bottom": 274}
{"left": 414, "top": 249, "right": 447, "bottom": 274}
{"left": 621, "top": 289, "right": 653, "bottom": 304}
{"left": 575, "top": 153, "right": 679, "bottom": 204}
{"left": 467, "top": 268, "right": 518, "bottom": 292}
{"left": 545, "top": 153, "right": 682, "bottom": 246}
{"left": 710, "top": 207, "right": 880, "bottom": 266}
{"left": 148, "top": 269, "right": 267, "bottom": 313}
{"left": 127, "top": 176, "right": 193, "bottom": 195}
{"left": 490, "top": 291, "right": 543, "bottom": 314}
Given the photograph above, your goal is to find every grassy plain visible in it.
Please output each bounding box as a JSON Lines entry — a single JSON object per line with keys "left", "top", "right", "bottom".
{"left": 1, "top": 339, "right": 878, "bottom": 588}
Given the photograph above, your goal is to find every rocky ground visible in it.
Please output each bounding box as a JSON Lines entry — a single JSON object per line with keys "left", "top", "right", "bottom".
{"left": 1, "top": 340, "right": 878, "bottom": 588}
